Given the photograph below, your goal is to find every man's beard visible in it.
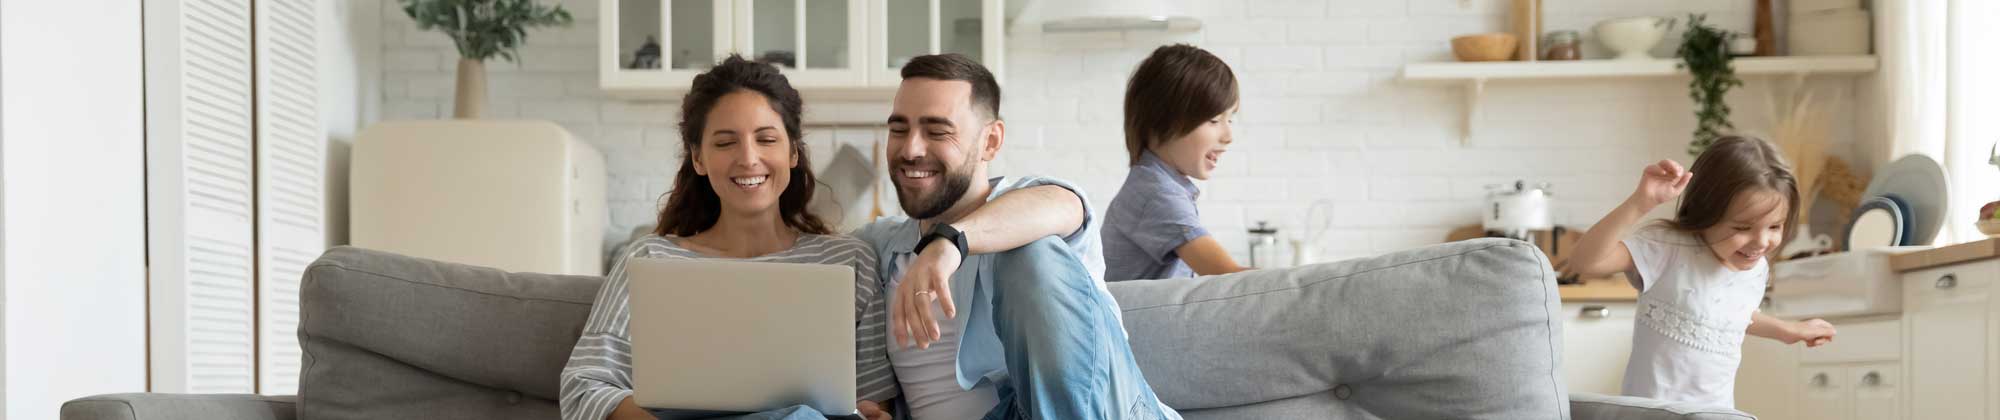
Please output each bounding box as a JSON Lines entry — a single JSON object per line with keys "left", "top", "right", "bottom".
{"left": 894, "top": 158, "right": 975, "bottom": 220}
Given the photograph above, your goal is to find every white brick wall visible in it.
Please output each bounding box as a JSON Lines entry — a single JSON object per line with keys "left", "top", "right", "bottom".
{"left": 376, "top": 0, "right": 1862, "bottom": 264}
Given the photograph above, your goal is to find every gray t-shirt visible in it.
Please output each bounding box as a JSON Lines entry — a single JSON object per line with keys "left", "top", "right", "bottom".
{"left": 1102, "top": 151, "right": 1207, "bottom": 281}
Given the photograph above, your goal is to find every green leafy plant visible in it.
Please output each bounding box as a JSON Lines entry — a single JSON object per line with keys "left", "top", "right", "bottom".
{"left": 401, "top": 0, "right": 573, "bottom": 62}
{"left": 1676, "top": 14, "right": 1743, "bottom": 156}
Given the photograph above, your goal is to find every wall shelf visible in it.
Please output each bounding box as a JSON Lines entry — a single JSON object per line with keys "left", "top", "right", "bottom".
{"left": 1398, "top": 55, "right": 1880, "bottom": 145}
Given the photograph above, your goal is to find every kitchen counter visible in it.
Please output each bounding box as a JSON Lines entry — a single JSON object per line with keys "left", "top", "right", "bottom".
{"left": 1892, "top": 238, "right": 2000, "bottom": 272}
{"left": 1558, "top": 274, "right": 1638, "bottom": 302}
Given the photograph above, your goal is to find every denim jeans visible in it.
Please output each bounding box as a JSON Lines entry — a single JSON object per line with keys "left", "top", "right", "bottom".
{"left": 979, "top": 237, "right": 1181, "bottom": 420}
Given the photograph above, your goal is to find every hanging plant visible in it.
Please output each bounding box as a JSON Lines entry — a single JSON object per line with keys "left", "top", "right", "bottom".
{"left": 401, "top": 0, "right": 573, "bottom": 118}
{"left": 1676, "top": 14, "right": 1743, "bottom": 156}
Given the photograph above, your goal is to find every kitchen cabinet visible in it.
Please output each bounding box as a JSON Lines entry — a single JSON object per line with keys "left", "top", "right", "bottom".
{"left": 1794, "top": 363, "right": 1900, "bottom": 420}
{"left": 1736, "top": 334, "right": 1800, "bottom": 420}
{"left": 1561, "top": 302, "right": 1634, "bottom": 395}
{"left": 600, "top": 0, "right": 1003, "bottom": 98}
{"left": 1902, "top": 259, "right": 1997, "bottom": 420}
{"left": 1735, "top": 313, "right": 1902, "bottom": 420}
{"left": 1743, "top": 239, "right": 2000, "bottom": 420}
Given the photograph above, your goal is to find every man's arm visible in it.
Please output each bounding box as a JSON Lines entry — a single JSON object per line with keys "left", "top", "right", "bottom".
{"left": 946, "top": 184, "right": 1085, "bottom": 254}
{"left": 894, "top": 184, "right": 1085, "bottom": 349}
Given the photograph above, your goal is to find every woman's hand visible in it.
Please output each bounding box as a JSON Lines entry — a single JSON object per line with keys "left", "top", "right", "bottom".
{"left": 1630, "top": 159, "right": 1693, "bottom": 210}
{"left": 857, "top": 400, "right": 891, "bottom": 420}
{"left": 892, "top": 240, "right": 961, "bottom": 350}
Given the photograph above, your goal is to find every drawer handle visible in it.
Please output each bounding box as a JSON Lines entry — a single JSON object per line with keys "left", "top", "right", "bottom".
{"left": 1811, "top": 373, "right": 1829, "bottom": 387}
{"left": 1937, "top": 274, "right": 1958, "bottom": 289}
{"left": 1581, "top": 306, "right": 1611, "bottom": 319}
{"left": 1862, "top": 371, "right": 1881, "bottom": 386}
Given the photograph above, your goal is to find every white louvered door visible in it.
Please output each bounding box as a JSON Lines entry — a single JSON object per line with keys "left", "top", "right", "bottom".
{"left": 147, "top": 0, "right": 322, "bottom": 394}
{"left": 146, "top": 0, "right": 259, "bottom": 393}
{"left": 254, "top": 0, "right": 321, "bottom": 395}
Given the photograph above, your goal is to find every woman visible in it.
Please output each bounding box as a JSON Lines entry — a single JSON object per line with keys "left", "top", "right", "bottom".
{"left": 1102, "top": 44, "right": 1249, "bottom": 281}
{"left": 559, "top": 56, "right": 896, "bottom": 420}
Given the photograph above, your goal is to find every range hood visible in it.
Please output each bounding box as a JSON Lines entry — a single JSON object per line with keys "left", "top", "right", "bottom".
{"left": 1013, "top": 0, "right": 1201, "bottom": 33}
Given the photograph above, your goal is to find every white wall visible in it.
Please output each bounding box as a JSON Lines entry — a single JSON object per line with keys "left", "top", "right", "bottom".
{"left": 378, "top": 0, "right": 1865, "bottom": 262}
{"left": 324, "top": 0, "right": 384, "bottom": 247}
{"left": 0, "top": 0, "right": 151, "bottom": 418}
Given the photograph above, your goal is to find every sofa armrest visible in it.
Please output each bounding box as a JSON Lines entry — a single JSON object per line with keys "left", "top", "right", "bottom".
{"left": 1570, "top": 393, "right": 1755, "bottom": 420}
{"left": 61, "top": 394, "right": 297, "bottom": 420}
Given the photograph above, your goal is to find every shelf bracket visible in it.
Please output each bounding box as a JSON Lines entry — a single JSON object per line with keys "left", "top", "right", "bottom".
{"left": 1462, "top": 78, "right": 1486, "bottom": 147}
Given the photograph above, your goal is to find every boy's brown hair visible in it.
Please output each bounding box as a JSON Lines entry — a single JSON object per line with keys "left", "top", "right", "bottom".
{"left": 1122, "top": 44, "right": 1238, "bottom": 165}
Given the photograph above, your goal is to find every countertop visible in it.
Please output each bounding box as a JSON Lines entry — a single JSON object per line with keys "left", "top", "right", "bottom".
{"left": 1443, "top": 225, "right": 1639, "bottom": 302}
{"left": 1559, "top": 274, "right": 1638, "bottom": 302}
{"left": 1892, "top": 238, "right": 2000, "bottom": 272}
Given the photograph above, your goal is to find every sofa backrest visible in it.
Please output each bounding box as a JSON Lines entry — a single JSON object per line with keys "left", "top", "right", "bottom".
{"left": 1108, "top": 238, "right": 1573, "bottom": 419}
{"left": 297, "top": 246, "right": 602, "bottom": 420}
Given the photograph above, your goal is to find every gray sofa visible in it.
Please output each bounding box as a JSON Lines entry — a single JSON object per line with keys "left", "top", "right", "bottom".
{"left": 62, "top": 239, "right": 1753, "bottom": 420}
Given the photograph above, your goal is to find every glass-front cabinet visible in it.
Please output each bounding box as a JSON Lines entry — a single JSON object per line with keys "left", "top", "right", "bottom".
{"left": 871, "top": 0, "right": 1002, "bottom": 87}
{"left": 601, "top": 0, "right": 1003, "bottom": 96}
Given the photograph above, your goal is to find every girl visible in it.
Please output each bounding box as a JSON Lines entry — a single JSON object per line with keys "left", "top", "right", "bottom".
{"left": 1102, "top": 44, "right": 1249, "bottom": 281}
{"left": 1569, "top": 135, "right": 1837, "bottom": 407}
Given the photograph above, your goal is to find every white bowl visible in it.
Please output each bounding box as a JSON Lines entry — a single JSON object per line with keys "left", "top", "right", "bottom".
{"left": 1595, "top": 17, "right": 1672, "bottom": 60}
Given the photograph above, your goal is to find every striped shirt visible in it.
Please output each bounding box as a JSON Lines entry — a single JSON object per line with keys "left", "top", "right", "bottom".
{"left": 558, "top": 234, "right": 897, "bottom": 420}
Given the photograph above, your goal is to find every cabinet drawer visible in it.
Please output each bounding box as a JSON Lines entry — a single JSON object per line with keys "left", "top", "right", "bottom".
{"left": 1799, "top": 319, "right": 1900, "bottom": 364}
{"left": 1902, "top": 260, "right": 1996, "bottom": 306}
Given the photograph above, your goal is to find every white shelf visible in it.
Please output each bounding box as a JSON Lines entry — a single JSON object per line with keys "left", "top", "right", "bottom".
{"left": 1402, "top": 55, "right": 1878, "bottom": 81}
{"left": 1398, "top": 55, "right": 1880, "bottom": 145}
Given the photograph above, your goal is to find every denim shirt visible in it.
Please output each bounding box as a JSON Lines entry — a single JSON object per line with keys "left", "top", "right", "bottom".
{"left": 852, "top": 176, "right": 1117, "bottom": 390}
{"left": 1102, "top": 151, "right": 1207, "bottom": 281}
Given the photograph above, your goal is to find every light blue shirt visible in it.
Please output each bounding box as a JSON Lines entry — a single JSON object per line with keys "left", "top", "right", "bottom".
{"left": 1102, "top": 151, "right": 1207, "bottom": 281}
{"left": 851, "top": 176, "right": 1114, "bottom": 391}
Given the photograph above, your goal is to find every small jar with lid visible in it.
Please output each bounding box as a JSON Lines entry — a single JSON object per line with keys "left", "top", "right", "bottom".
{"left": 1542, "top": 30, "right": 1581, "bottom": 60}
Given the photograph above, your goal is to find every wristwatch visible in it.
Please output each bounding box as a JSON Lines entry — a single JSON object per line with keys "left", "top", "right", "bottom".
{"left": 915, "top": 223, "right": 969, "bottom": 257}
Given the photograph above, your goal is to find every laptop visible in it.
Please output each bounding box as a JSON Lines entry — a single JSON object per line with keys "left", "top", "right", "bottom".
{"left": 625, "top": 258, "right": 858, "bottom": 418}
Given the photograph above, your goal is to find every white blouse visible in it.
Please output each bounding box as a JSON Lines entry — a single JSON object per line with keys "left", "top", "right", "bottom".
{"left": 1620, "top": 226, "right": 1769, "bottom": 407}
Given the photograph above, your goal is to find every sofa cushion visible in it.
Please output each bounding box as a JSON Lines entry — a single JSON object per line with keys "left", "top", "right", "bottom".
{"left": 1569, "top": 393, "right": 1756, "bottom": 419}
{"left": 298, "top": 246, "right": 602, "bottom": 420}
{"left": 1108, "top": 238, "right": 1571, "bottom": 419}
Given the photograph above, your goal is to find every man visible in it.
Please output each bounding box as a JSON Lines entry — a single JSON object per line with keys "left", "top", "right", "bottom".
{"left": 850, "top": 54, "right": 1179, "bottom": 420}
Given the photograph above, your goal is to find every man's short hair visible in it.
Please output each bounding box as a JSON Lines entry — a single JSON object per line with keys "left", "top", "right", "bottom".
{"left": 900, "top": 53, "right": 1001, "bottom": 122}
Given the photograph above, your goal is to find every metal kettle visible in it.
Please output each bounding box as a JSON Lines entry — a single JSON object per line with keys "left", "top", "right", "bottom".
{"left": 1483, "top": 180, "right": 1554, "bottom": 243}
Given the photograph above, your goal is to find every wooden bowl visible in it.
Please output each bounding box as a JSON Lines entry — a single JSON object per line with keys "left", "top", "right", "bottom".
{"left": 1451, "top": 33, "right": 1519, "bottom": 62}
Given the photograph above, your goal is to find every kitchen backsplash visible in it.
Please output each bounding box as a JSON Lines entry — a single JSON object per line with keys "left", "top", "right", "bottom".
{"left": 377, "top": 0, "right": 1862, "bottom": 263}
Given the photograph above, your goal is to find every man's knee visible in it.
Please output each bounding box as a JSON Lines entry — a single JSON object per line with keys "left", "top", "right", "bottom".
{"left": 991, "top": 236, "right": 1091, "bottom": 297}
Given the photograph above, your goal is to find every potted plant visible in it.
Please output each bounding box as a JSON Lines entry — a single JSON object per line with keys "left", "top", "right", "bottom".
{"left": 1676, "top": 14, "right": 1743, "bottom": 156}
{"left": 401, "top": 0, "right": 573, "bottom": 119}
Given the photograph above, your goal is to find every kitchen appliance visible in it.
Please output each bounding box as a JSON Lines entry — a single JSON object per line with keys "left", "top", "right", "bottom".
{"left": 1862, "top": 154, "right": 1949, "bottom": 246}
{"left": 1484, "top": 181, "right": 1554, "bottom": 243}
{"left": 1593, "top": 16, "right": 1674, "bottom": 60}
{"left": 1248, "top": 221, "right": 1280, "bottom": 269}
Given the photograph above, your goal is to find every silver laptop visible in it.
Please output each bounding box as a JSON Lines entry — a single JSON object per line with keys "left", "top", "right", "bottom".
{"left": 625, "top": 258, "right": 857, "bottom": 417}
